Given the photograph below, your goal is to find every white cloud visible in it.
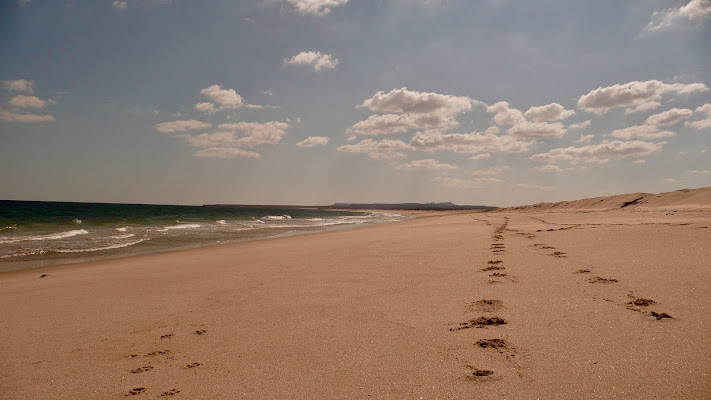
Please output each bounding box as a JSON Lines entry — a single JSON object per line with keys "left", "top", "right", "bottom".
{"left": 568, "top": 120, "right": 591, "bottom": 130}
{"left": 516, "top": 183, "right": 555, "bottom": 190}
{"left": 284, "top": 51, "right": 339, "bottom": 71}
{"left": 485, "top": 126, "right": 500, "bottom": 135}
{"left": 8, "top": 95, "right": 54, "bottom": 109}
{"left": 524, "top": 103, "right": 575, "bottom": 122}
{"left": 507, "top": 121, "right": 567, "bottom": 139}
{"left": 576, "top": 134, "right": 595, "bottom": 143}
{"left": 685, "top": 118, "right": 711, "bottom": 129}
{"left": 409, "top": 131, "right": 535, "bottom": 154}
{"left": 471, "top": 166, "right": 509, "bottom": 176}
{"left": 284, "top": 0, "right": 349, "bottom": 16}
{"left": 296, "top": 136, "right": 329, "bottom": 147}
{"left": 194, "top": 147, "right": 261, "bottom": 159}
{"left": 487, "top": 101, "right": 525, "bottom": 126}
{"left": 217, "top": 121, "right": 289, "bottom": 148}
{"left": 196, "top": 85, "right": 244, "bottom": 113}
{"left": 696, "top": 103, "right": 711, "bottom": 115}
{"left": 177, "top": 131, "right": 237, "bottom": 147}
{"left": 434, "top": 176, "right": 501, "bottom": 189}
{"left": 469, "top": 153, "right": 491, "bottom": 160}
{"left": 351, "top": 88, "right": 479, "bottom": 135}
{"left": 3, "top": 79, "right": 33, "bottom": 93}
{"left": 155, "top": 119, "right": 212, "bottom": 133}
{"left": 577, "top": 80, "right": 708, "bottom": 115}
{"left": 113, "top": 1, "right": 127, "bottom": 10}
{"left": 609, "top": 125, "right": 675, "bottom": 140}
{"left": 337, "top": 139, "right": 411, "bottom": 159}
{"left": 644, "top": 108, "right": 693, "bottom": 125}
{"left": 395, "top": 159, "right": 458, "bottom": 171}
{"left": 530, "top": 140, "right": 666, "bottom": 164}
{"left": 664, "top": 178, "right": 677, "bottom": 182}
{"left": 690, "top": 169, "right": 711, "bottom": 175}
{"left": 537, "top": 164, "right": 563, "bottom": 173}
{"left": 646, "top": 0, "right": 711, "bottom": 32}
{"left": 0, "top": 110, "right": 54, "bottom": 123}
{"left": 633, "top": 159, "right": 647, "bottom": 164}
{"left": 245, "top": 104, "right": 279, "bottom": 110}
{"left": 361, "top": 87, "right": 476, "bottom": 115}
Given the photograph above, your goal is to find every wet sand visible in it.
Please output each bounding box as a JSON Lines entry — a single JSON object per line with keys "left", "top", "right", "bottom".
{"left": 1, "top": 198, "right": 710, "bottom": 398}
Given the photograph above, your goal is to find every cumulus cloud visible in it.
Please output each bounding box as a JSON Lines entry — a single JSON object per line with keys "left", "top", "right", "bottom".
{"left": 296, "top": 136, "right": 329, "bottom": 148}
{"left": 524, "top": 103, "right": 575, "bottom": 122}
{"left": 469, "top": 153, "right": 491, "bottom": 160}
{"left": 113, "top": 1, "right": 127, "bottom": 10}
{"left": 351, "top": 88, "right": 479, "bottom": 135}
{"left": 409, "top": 131, "right": 535, "bottom": 154}
{"left": 530, "top": 140, "right": 666, "bottom": 164}
{"left": 284, "top": 0, "right": 348, "bottom": 16}
{"left": 516, "top": 183, "right": 555, "bottom": 190}
{"left": 690, "top": 169, "right": 711, "bottom": 175}
{"left": 217, "top": 121, "right": 289, "bottom": 148}
{"left": 3, "top": 79, "right": 33, "bottom": 93}
{"left": 177, "top": 131, "right": 237, "bottom": 147}
{"left": 507, "top": 121, "right": 567, "bottom": 139}
{"left": 686, "top": 103, "right": 711, "bottom": 129}
{"left": 361, "top": 87, "right": 476, "bottom": 115}
{"left": 646, "top": 0, "right": 711, "bottom": 32}
{"left": 196, "top": 85, "right": 244, "bottom": 113}
{"left": 155, "top": 119, "right": 212, "bottom": 133}
{"left": 568, "top": 120, "right": 591, "bottom": 130}
{"left": 194, "top": 147, "right": 261, "bottom": 159}
{"left": 685, "top": 118, "right": 711, "bottom": 129}
{"left": 0, "top": 110, "right": 54, "bottom": 123}
{"left": 395, "top": 159, "right": 458, "bottom": 171}
{"left": 576, "top": 134, "right": 595, "bottom": 143}
{"left": 471, "top": 166, "right": 509, "bottom": 176}
{"left": 487, "top": 101, "right": 525, "bottom": 126}
{"left": 577, "top": 80, "right": 708, "bottom": 115}
{"left": 434, "top": 176, "right": 501, "bottom": 189}
{"left": 609, "top": 125, "right": 675, "bottom": 140}
{"left": 8, "top": 95, "right": 54, "bottom": 109}
{"left": 284, "top": 51, "right": 339, "bottom": 71}
{"left": 337, "top": 139, "right": 411, "bottom": 159}
{"left": 644, "top": 108, "right": 693, "bottom": 125}
{"left": 537, "top": 164, "right": 563, "bottom": 173}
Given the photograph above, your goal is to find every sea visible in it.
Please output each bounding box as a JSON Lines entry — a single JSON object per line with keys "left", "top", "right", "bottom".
{"left": 0, "top": 201, "right": 407, "bottom": 272}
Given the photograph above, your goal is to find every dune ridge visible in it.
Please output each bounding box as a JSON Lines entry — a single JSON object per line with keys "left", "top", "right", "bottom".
{"left": 505, "top": 186, "right": 711, "bottom": 211}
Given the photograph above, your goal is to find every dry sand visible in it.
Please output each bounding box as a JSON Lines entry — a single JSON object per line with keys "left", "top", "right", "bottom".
{"left": 1, "top": 188, "right": 711, "bottom": 399}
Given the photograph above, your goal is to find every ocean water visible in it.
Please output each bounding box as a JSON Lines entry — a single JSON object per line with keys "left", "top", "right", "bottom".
{"left": 0, "top": 201, "right": 406, "bottom": 272}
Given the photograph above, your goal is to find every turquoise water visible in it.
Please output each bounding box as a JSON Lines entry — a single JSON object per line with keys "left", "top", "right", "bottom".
{"left": 0, "top": 201, "right": 406, "bottom": 271}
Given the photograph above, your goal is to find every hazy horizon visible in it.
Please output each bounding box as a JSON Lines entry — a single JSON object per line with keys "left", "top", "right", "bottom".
{"left": 2, "top": 1, "right": 710, "bottom": 207}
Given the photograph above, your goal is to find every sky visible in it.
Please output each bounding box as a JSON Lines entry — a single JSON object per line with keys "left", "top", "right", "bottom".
{"left": 1, "top": 0, "right": 710, "bottom": 207}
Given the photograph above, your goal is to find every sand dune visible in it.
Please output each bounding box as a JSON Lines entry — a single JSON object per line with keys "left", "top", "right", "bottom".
{"left": 506, "top": 186, "right": 711, "bottom": 211}
{"left": 1, "top": 190, "right": 710, "bottom": 398}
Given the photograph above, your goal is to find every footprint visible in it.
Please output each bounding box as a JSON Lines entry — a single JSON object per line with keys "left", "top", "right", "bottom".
{"left": 628, "top": 298, "right": 655, "bottom": 306}
{"left": 186, "top": 362, "right": 202, "bottom": 369}
{"left": 130, "top": 366, "right": 154, "bottom": 374}
{"left": 588, "top": 277, "right": 619, "bottom": 284}
{"left": 471, "top": 299, "right": 503, "bottom": 312}
{"left": 487, "top": 260, "right": 503, "bottom": 265}
{"left": 160, "top": 389, "right": 181, "bottom": 397}
{"left": 650, "top": 311, "right": 672, "bottom": 320}
{"left": 476, "top": 339, "right": 509, "bottom": 350}
{"left": 195, "top": 329, "right": 207, "bottom": 335}
{"left": 127, "top": 387, "right": 146, "bottom": 396}
{"left": 574, "top": 269, "right": 591, "bottom": 274}
{"left": 489, "top": 272, "right": 507, "bottom": 277}
{"left": 469, "top": 368, "right": 494, "bottom": 377}
{"left": 145, "top": 350, "right": 171, "bottom": 357}
{"left": 451, "top": 316, "right": 507, "bottom": 331}
{"left": 550, "top": 251, "right": 567, "bottom": 258}
{"left": 160, "top": 334, "right": 174, "bottom": 339}
{"left": 482, "top": 265, "right": 505, "bottom": 271}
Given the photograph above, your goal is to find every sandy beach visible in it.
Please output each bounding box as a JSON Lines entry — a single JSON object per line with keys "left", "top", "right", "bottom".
{"left": 1, "top": 190, "right": 711, "bottom": 399}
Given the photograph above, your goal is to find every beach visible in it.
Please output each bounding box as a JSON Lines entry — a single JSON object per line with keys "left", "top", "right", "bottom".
{"left": 1, "top": 198, "right": 711, "bottom": 398}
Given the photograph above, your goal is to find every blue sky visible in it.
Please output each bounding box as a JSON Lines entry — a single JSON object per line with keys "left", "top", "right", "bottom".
{"left": 1, "top": 0, "right": 710, "bottom": 206}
